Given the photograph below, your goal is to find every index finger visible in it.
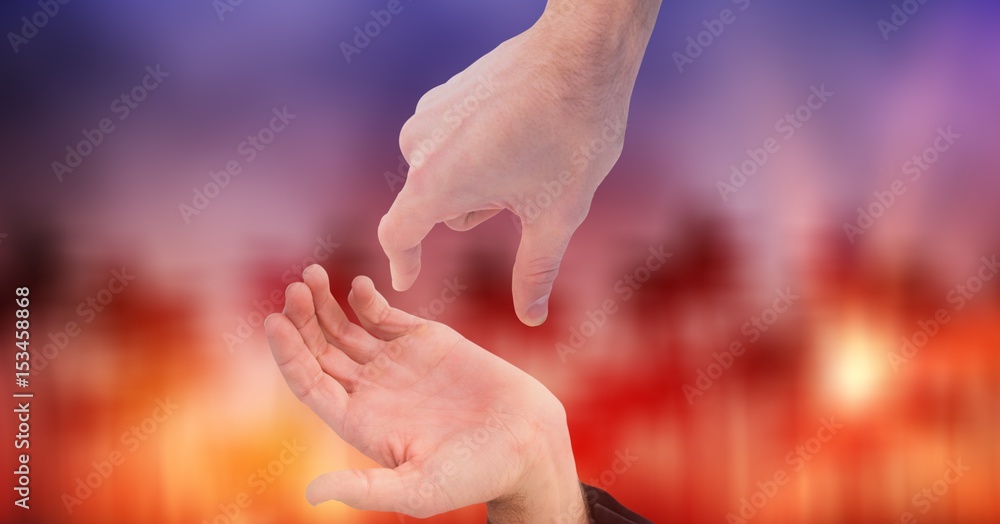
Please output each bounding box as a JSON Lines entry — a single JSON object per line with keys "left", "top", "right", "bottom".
{"left": 378, "top": 184, "right": 441, "bottom": 291}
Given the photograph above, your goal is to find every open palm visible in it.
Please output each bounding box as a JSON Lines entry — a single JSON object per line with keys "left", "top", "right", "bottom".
{"left": 264, "top": 265, "right": 570, "bottom": 518}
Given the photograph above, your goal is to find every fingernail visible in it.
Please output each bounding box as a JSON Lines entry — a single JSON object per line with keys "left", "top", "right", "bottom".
{"left": 525, "top": 295, "right": 549, "bottom": 326}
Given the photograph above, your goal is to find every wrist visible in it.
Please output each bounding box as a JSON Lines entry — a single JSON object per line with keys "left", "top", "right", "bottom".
{"left": 532, "top": 0, "right": 661, "bottom": 110}
{"left": 542, "top": 0, "right": 662, "bottom": 35}
{"left": 486, "top": 406, "right": 587, "bottom": 524}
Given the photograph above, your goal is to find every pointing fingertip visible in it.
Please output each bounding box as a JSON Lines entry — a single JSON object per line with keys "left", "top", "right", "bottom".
{"left": 391, "top": 273, "right": 416, "bottom": 292}
{"left": 523, "top": 295, "right": 550, "bottom": 326}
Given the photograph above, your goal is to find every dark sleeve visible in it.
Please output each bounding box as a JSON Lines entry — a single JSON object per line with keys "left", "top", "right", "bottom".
{"left": 582, "top": 483, "right": 653, "bottom": 524}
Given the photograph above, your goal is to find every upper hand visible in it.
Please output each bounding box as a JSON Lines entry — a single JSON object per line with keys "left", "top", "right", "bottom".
{"left": 379, "top": 15, "right": 637, "bottom": 326}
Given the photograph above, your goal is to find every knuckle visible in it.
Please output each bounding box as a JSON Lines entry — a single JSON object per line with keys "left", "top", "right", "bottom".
{"left": 372, "top": 299, "right": 392, "bottom": 325}
{"left": 415, "top": 85, "right": 442, "bottom": 111}
{"left": 398, "top": 118, "right": 416, "bottom": 156}
{"left": 518, "top": 258, "right": 561, "bottom": 287}
{"left": 346, "top": 469, "right": 373, "bottom": 505}
{"left": 377, "top": 216, "right": 396, "bottom": 248}
{"left": 377, "top": 214, "right": 409, "bottom": 251}
{"left": 415, "top": 93, "right": 433, "bottom": 112}
{"left": 398, "top": 116, "right": 425, "bottom": 160}
{"left": 294, "top": 371, "right": 323, "bottom": 400}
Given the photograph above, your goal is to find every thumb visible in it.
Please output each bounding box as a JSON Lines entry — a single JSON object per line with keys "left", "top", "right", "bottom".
{"left": 306, "top": 465, "right": 427, "bottom": 516}
{"left": 512, "top": 216, "right": 581, "bottom": 326}
{"left": 378, "top": 186, "right": 439, "bottom": 292}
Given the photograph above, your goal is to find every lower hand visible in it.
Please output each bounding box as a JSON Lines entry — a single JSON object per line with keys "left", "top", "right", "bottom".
{"left": 264, "top": 265, "right": 587, "bottom": 521}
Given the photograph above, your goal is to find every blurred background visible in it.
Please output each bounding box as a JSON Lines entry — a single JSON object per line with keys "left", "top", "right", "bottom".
{"left": 1, "top": 0, "right": 999, "bottom": 522}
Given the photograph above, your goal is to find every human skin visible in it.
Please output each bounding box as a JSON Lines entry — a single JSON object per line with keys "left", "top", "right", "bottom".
{"left": 379, "top": 0, "right": 663, "bottom": 326}
{"left": 264, "top": 265, "right": 588, "bottom": 522}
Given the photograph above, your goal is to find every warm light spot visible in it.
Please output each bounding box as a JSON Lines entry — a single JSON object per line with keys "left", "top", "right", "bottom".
{"left": 820, "top": 321, "right": 889, "bottom": 411}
